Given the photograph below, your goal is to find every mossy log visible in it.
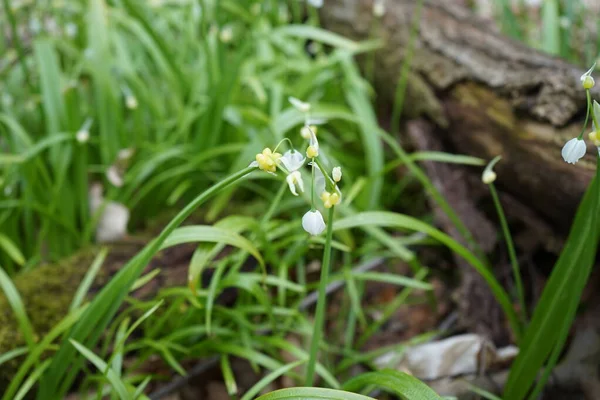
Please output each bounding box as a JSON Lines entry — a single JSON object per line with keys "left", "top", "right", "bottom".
{"left": 0, "top": 234, "right": 196, "bottom": 386}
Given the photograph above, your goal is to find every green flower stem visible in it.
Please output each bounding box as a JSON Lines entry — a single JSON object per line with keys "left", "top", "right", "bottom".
{"left": 313, "top": 157, "right": 336, "bottom": 191}
{"left": 579, "top": 90, "right": 593, "bottom": 139}
{"left": 311, "top": 159, "right": 316, "bottom": 209}
{"left": 489, "top": 183, "right": 527, "bottom": 324}
{"left": 305, "top": 206, "right": 335, "bottom": 386}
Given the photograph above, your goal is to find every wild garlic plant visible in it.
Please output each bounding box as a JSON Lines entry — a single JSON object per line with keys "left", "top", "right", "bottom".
{"left": 250, "top": 96, "right": 343, "bottom": 385}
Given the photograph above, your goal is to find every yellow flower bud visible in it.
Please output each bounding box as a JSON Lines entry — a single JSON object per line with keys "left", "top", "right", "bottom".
{"left": 583, "top": 76, "right": 595, "bottom": 90}
{"left": 255, "top": 147, "right": 282, "bottom": 173}
{"left": 306, "top": 145, "right": 319, "bottom": 158}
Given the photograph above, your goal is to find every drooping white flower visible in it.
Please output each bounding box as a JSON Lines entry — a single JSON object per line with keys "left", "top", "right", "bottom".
{"left": 280, "top": 150, "right": 306, "bottom": 195}
{"left": 561, "top": 138, "right": 587, "bottom": 164}
{"left": 581, "top": 63, "right": 596, "bottom": 90}
{"left": 76, "top": 129, "right": 89, "bottom": 144}
{"left": 220, "top": 25, "right": 233, "bottom": 43}
{"left": 289, "top": 96, "right": 311, "bottom": 114}
{"left": 332, "top": 166, "right": 342, "bottom": 182}
{"left": 373, "top": 0, "right": 386, "bottom": 17}
{"left": 126, "top": 95, "right": 138, "bottom": 110}
{"left": 280, "top": 150, "right": 306, "bottom": 171}
{"left": 481, "top": 155, "right": 501, "bottom": 185}
{"left": 302, "top": 210, "right": 326, "bottom": 235}
{"left": 106, "top": 165, "right": 124, "bottom": 187}
{"left": 307, "top": 0, "right": 323, "bottom": 8}
{"left": 76, "top": 118, "right": 93, "bottom": 144}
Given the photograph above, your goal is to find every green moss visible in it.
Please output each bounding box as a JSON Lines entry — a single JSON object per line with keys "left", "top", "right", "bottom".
{"left": 0, "top": 248, "right": 104, "bottom": 386}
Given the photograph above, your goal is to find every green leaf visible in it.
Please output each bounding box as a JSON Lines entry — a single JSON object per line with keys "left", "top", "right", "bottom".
{"left": 256, "top": 388, "right": 376, "bottom": 400}
{"left": 504, "top": 161, "right": 600, "bottom": 399}
{"left": 342, "top": 369, "right": 442, "bottom": 400}
{"left": 69, "top": 339, "right": 132, "bottom": 400}
{"left": 0, "top": 233, "right": 25, "bottom": 266}
{"left": 334, "top": 211, "right": 521, "bottom": 340}
{"left": 161, "top": 225, "right": 264, "bottom": 272}
{"left": 0, "top": 266, "right": 35, "bottom": 350}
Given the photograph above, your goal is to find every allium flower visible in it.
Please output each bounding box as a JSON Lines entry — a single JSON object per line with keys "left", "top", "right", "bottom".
{"left": 320, "top": 191, "right": 340, "bottom": 208}
{"left": 481, "top": 155, "right": 501, "bottom": 184}
{"left": 280, "top": 150, "right": 306, "bottom": 196}
{"left": 253, "top": 148, "right": 282, "bottom": 173}
{"left": 581, "top": 63, "right": 596, "bottom": 90}
{"left": 306, "top": 145, "right": 319, "bottom": 158}
{"left": 373, "top": 0, "right": 385, "bottom": 17}
{"left": 76, "top": 129, "right": 89, "bottom": 144}
{"left": 307, "top": 0, "right": 323, "bottom": 8}
{"left": 561, "top": 138, "right": 586, "bottom": 164}
{"left": 301, "top": 125, "right": 317, "bottom": 140}
{"left": 302, "top": 210, "right": 326, "bottom": 235}
{"left": 289, "top": 96, "right": 311, "bottom": 114}
{"left": 126, "top": 95, "right": 138, "bottom": 110}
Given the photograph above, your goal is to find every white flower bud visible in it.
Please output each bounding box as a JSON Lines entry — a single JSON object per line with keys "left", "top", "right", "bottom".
{"left": 289, "top": 97, "right": 311, "bottom": 114}
{"left": 561, "top": 138, "right": 586, "bottom": 164}
{"left": 581, "top": 63, "right": 596, "bottom": 90}
{"left": 332, "top": 166, "right": 342, "bottom": 182}
{"left": 76, "top": 129, "right": 89, "bottom": 144}
{"left": 302, "top": 210, "right": 326, "bottom": 235}
{"left": 126, "top": 95, "right": 138, "bottom": 110}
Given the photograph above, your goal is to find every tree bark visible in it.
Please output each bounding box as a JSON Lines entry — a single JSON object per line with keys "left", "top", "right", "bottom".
{"left": 321, "top": 0, "right": 595, "bottom": 230}
{"left": 321, "top": 0, "right": 597, "bottom": 342}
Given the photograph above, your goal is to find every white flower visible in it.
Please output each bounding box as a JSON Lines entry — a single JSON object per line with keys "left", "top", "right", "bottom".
{"left": 65, "top": 22, "right": 78, "bottom": 38}
{"left": 126, "top": 95, "right": 138, "bottom": 110}
{"left": 301, "top": 125, "right": 316, "bottom": 140}
{"left": 307, "top": 0, "right": 323, "bottom": 8}
{"left": 220, "top": 26, "right": 233, "bottom": 43}
{"left": 289, "top": 96, "right": 311, "bottom": 113}
{"left": 76, "top": 118, "right": 93, "bottom": 144}
{"left": 302, "top": 210, "right": 326, "bottom": 235}
{"left": 280, "top": 150, "right": 306, "bottom": 195}
{"left": 286, "top": 171, "right": 304, "bottom": 196}
{"left": 76, "top": 129, "right": 89, "bottom": 144}
{"left": 373, "top": 0, "right": 385, "bottom": 17}
{"left": 313, "top": 164, "right": 326, "bottom": 195}
{"left": 118, "top": 148, "right": 134, "bottom": 161}
{"left": 561, "top": 138, "right": 586, "bottom": 164}
{"left": 106, "top": 166, "right": 124, "bottom": 187}
{"left": 581, "top": 63, "right": 596, "bottom": 90}
{"left": 481, "top": 155, "right": 501, "bottom": 184}
{"left": 332, "top": 166, "right": 342, "bottom": 182}
{"left": 280, "top": 150, "right": 306, "bottom": 171}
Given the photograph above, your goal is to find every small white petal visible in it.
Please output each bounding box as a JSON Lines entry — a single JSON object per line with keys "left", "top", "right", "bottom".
{"left": 482, "top": 170, "right": 497, "bottom": 184}
{"left": 332, "top": 166, "right": 342, "bottom": 182}
{"left": 581, "top": 63, "right": 596, "bottom": 82}
{"left": 106, "top": 166, "right": 124, "bottom": 187}
{"left": 561, "top": 138, "right": 587, "bottom": 164}
{"left": 280, "top": 150, "right": 306, "bottom": 172}
{"left": 286, "top": 171, "right": 304, "bottom": 196}
{"left": 302, "top": 210, "right": 326, "bottom": 235}
{"left": 126, "top": 96, "right": 138, "bottom": 110}
{"left": 289, "top": 96, "right": 311, "bottom": 113}
{"left": 76, "top": 130, "right": 89, "bottom": 144}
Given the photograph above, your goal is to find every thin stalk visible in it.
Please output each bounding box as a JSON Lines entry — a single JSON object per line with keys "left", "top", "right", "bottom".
{"left": 305, "top": 206, "right": 335, "bottom": 386}
{"left": 489, "top": 183, "right": 527, "bottom": 323}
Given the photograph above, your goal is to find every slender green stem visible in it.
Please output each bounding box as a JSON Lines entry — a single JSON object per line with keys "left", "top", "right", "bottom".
{"left": 489, "top": 183, "right": 527, "bottom": 324}
{"left": 305, "top": 206, "right": 335, "bottom": 386}
{"left": 311, "top": 159, "right": 316, "bottom": 209}
{"left": 579, "top": 90, "right": 592, "bottom": 139}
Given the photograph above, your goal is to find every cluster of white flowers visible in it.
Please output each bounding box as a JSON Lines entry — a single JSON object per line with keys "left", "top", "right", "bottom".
{"left": 250, "top": 97, "right": 343, "bottom": 236}
{"left": 561, "top": 64, "right": 598, "bottom": 164}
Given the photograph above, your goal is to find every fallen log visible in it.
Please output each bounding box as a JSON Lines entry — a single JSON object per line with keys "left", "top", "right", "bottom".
{"left": 321, "top": 0, "right": 595, "bottom": 229}
{"left": 320, "top": 0, "right": 598, "bottom": 342}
